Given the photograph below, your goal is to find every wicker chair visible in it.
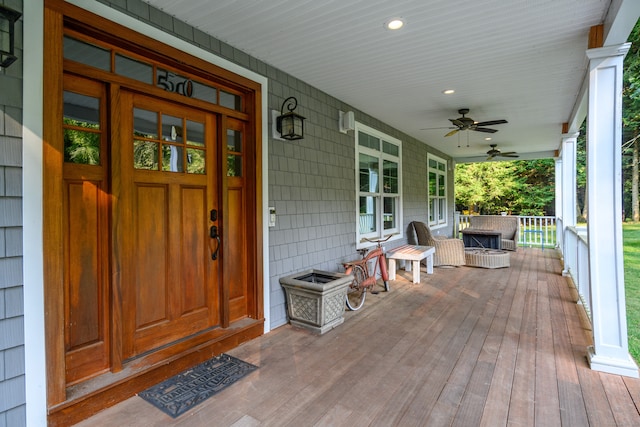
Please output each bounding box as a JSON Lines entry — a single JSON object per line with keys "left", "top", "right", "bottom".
{"left": 411, "top": 221, "right": 466, "bottom": 267}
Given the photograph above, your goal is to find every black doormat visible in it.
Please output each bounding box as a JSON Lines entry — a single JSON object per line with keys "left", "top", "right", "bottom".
{"left": 138, "top": 354, "right": 258, "bottom": 418}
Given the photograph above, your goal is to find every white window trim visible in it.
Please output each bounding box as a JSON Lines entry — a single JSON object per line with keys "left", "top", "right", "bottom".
{"left": 428, "top": 153, "right": 448, "bottom": 229}
{"left": 355, "top": 122, "right": 403, "bottom": 249}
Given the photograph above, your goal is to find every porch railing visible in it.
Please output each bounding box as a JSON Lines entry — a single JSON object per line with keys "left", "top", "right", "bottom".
{"left": 562, "top": 225, "right": 591, "bottom": 319}
{"left": 456, "top": 214, "right": 557, "bottom": 248}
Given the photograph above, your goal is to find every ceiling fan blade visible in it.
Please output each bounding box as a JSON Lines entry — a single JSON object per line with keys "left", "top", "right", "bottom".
{"left": 487, "top": 155, "right": 496, "bottom": 160}
{"left": 473, "top": 127, "right": 498, "bottom": 133}
{"left": 500, "top": 153, "right": 519, "bottom": 158}
{"left": 420, "top": 126, "right": 455, "bottom": 130}
{"left": 475, "top": 119, "right": 508, "bottom": 127}
{"left": 444, "top": 129, "right": 459, "bottom": 137}
{"left": 449, "top": 119, "right": 465, "bottom": 127}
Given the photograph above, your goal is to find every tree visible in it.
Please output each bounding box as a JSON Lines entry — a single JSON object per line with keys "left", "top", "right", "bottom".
{"left": 455, "top": 162, "right": 521, "bottom": 214}
{"left": 623, "top": 18, "right": 640, "bottom": 221}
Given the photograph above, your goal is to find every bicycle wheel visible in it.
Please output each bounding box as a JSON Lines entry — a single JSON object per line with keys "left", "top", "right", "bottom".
{"left": 345, "top": 264, "right": 367, "bottom": 311}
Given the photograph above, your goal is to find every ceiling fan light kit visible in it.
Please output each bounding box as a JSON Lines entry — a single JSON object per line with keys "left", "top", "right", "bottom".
{"left": 444, "top": 108, "right": 508, "bottom": 137}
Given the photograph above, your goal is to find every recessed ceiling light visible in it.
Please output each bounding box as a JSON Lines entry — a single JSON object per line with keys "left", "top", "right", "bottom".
{"left": 485, "top": 137, "right": 492, "bottom": 141}
{"left": 442, "top": 89, "right": 455, "bottom": 95}
{"left": 385, "top": 18, "right": 405, "bottom": 30}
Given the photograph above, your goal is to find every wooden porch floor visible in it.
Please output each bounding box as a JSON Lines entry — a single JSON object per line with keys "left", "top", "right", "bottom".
{"left": 75, "top": 248, "right": 640, "bottom": 426}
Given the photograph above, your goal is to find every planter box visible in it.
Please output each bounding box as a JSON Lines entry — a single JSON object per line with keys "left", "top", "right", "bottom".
{"left": 279, "top": 269, "right": 352, "bottom": 334}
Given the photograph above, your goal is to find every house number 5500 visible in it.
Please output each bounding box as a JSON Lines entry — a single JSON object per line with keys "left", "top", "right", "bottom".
{"left": 157, "top": 70, "right": 194, "bottom": 97}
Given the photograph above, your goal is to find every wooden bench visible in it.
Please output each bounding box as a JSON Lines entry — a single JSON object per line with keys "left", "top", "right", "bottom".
{"left": 386, "top": 245, "right": 435, "bottom": 283}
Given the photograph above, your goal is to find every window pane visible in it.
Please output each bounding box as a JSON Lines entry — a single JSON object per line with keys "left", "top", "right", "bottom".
{"left": 162, "top": 114, "right": 183, "bottom": 143}
{"left": 190, "top": 80, "right": 217, "bottom": 104}
{"left": 227, "top": 154, "right": 242, "bottom": 177}
{"left": 359, "top": 196, "right": 377, "bottom": 234}
{"left": 359, "top": 153, "right": 379, "bottom": 192}
{"left": 438, "top": 174, "right": 446, "bottom": 197}
{"left": 157, "top": 69, "right": 218, "bottom": 104}
{"left": 429, "top": 198, "right": 436, "bottom": 222}
{"left": 383, "top": 160, "right": 398, "bottom": 193}
{"left": 438, "top": 161, "right": 446, "bottom": 171}
{"left": 133, "top": 108, "right": 158, "bottom": 139}
{"left": 64, "top": 129, "right": 101, "bottom": 165}
{"left": 115, "top": 54, "right": 152, "bottom": 84}
{"left": 358, "top": 131, "right": 379, "bottom": 150}
{"left": 64, "top": 92, "right": 100, "bottom": 127}
{"left": 439, "top": 199, "right": 446, "bottom": 221}
{"left": 187, "top": 148, "right": 206, "bottom": 174}
{"left": 383, "top": 140, "right": 399, "bottom": 156}
{"left": 162, "top": 144, "right": 183, "bottom": 172}
{"left": 187, "top": 120, "right": 205, "bottom": 147}
{"left": 383, "top": 197, "right": 396, "bottom": 230}
{"left": 64, "top": 36, "right": 110, "bottom": 71}
{"left": 429, "top": 159, "right": 437, "bottom": 169}
{"left": 227, "top": 129, "right": 242, "bottom": 152}
{"left": 428, "top": 171, "right": 436, "bottom": 195}
{"left": 220, "top": 91, "right": 241, "bottom": 110}
{"left": 134, "top": 140, "right": 158, "bottom": 170}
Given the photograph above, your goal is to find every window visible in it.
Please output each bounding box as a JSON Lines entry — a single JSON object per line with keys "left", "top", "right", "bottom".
{"left": 356, "top": 123, "right": 402, "bottom": 247}
{"left": 428, "top": 154, "right": 447, "bottom": 227}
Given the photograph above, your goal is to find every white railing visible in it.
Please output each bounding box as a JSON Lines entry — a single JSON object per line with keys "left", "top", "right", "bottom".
{"left": 456, "top": 214, "right": 557, "bottom": 248}
{"left": 563, "top": 226, "right": 591, "bottom": 319}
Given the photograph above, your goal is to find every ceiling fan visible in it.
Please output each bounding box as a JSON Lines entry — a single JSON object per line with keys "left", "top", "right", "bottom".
{"left": 486, "top": 144, "right": 519, "bottom": 160}
{"left": 425, "top": 108, "right": 508, "bottom": 137}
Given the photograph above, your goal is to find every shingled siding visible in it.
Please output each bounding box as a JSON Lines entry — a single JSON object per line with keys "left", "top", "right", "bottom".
{"left": 0, "top": 0, "right": 26, "bottom": 425}
{"left": 94, "top": 0, "right": 454, "bottom": 330}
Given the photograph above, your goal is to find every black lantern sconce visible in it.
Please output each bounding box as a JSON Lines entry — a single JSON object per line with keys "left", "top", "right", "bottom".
{"left": 0, "top": 5, "right": 21, "bottom": 69}
{"left": 276, "top": 96, "right": 305, "bottom": 140}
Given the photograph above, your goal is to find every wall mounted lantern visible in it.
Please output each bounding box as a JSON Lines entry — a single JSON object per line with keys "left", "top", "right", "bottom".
{"left": 0, "top": 5, "right": 21, "bottom": 69}
{"left": 276, "top": 96, "right": 305, "bottom": 140}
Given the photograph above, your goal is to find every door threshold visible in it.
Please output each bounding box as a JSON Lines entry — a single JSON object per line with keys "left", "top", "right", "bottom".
{"left": 47, "top": 318, "right": 264, "bottom": 427}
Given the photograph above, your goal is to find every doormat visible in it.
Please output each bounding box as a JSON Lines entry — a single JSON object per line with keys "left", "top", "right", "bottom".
{"left": 138, "top": 354, "right": 258, "bottom": 418}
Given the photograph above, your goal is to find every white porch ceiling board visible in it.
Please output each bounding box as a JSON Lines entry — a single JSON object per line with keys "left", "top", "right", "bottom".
{"left": 142, "top": 0, "right": 635, "bottom": 161}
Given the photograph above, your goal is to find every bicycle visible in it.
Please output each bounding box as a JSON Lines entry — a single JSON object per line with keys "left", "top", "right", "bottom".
{"left": 342, "top": 235, "right": 392, "bottom": 311}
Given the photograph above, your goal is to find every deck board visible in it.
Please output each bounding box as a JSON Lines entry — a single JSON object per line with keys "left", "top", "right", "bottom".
{"left": 74, "top": 248, "right": 640, "bottom": 426}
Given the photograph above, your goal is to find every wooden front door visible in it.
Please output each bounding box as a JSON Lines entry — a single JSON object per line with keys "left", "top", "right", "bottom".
{"left": 45, "top": 6, "right": 263, "bottom": 413}
{"left": 118, "top": 92, "right": 220, "bottom": 359}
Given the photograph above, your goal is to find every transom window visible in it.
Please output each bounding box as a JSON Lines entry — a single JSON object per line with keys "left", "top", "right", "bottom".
{"left": 428, "top": 154, "right": 447, "bottom": 227}
{"left": 356, "top": 123, "right": 402, "bottom": 247}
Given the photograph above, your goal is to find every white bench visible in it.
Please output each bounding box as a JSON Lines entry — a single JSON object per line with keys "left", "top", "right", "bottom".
{"left": 386, "top": 245, "right": 435, "bottom": 284}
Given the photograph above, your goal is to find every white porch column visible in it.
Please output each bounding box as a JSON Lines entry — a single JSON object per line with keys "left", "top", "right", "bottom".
{"left": 555, "top": 157, "right": 562, "bottom": 251}
{"left": 585, "top": 43, "right": 638, "bottom": 377}
{"left": 560, "top": 133, "right": 578, "bottom": 272}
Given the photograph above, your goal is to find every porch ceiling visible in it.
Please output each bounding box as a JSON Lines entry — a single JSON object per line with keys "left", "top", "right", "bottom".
{"left": 143, "top": 0, "right": 640, "bottom": 162}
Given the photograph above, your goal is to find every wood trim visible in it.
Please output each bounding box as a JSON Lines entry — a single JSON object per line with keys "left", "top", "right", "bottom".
{"left": 109, "top": 83, "right": 124, "bottom": 373}
{"left": 589, "top": 24, "right": 604, "bottom": 49}
{"left": 44, "top": 0, "right": 266, "bottom": 419}
{"left": 47, "top": 0, "right": 262, "bottom": 94}
{"left": 47, "top": 320, "right": 264, "bottom": 427}
{"left": 43, "top": 4, "right": 67, "bottom": 407}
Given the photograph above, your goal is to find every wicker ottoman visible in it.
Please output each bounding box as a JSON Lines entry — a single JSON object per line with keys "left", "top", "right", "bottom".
{"left": 464, "top": 248, "right": 510, "bottom": 269}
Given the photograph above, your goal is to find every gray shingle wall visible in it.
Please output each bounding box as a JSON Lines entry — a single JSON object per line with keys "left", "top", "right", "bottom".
{"left": 97, "top": 0, "right": 454, "bottom": 330}
{"left": 0, "top": 0, "right": 25, "bottom": 424}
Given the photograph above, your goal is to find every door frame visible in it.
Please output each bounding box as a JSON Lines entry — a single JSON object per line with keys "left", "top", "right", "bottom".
{"left": 23, "top": 0, "right": 270, "bottom": 423}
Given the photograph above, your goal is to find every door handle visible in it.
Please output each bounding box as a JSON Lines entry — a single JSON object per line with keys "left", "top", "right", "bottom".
{"left": 210, "top": 225, "right": 220, "bottom": 260}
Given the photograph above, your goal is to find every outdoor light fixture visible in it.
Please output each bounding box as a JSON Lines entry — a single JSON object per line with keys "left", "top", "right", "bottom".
{"left": 276, "top": 96, "right": 305, "bottom": 140}
{"left": 0, "top": 5, "right": 21, "bottom": 69}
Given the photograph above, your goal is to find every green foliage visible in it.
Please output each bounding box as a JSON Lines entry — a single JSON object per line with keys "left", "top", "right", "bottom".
{"left": 455, "top": 158, "right": 555, "bottom": 215}
{"left": 63, "top": 118, "right": 101, "bottom": 165}
{"left": 623, "top": 20, "right": 640, "bottom": 135}
{"left": 624, "top": 223, "right": 640, "bottom": 363}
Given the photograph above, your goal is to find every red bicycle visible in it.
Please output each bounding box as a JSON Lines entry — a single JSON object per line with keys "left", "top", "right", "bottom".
{"left": 342, "top": 236, "right": 391, "bottom": 311}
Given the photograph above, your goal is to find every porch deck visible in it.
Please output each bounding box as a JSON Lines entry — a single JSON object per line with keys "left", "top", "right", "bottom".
{"left": 75, "top": 248, "right": 640, "bottom": 426}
